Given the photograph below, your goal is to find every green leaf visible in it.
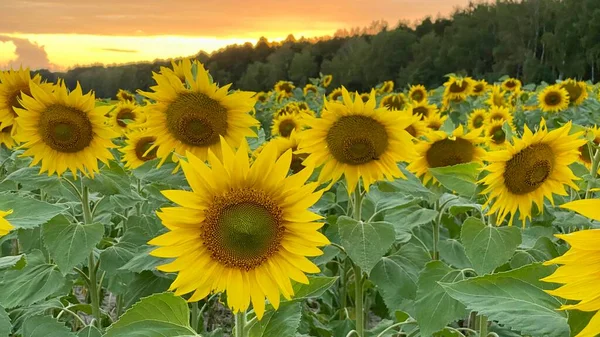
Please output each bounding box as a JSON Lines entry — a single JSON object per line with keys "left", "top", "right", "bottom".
{"left": 0, "top": 193, "right": 65, "bottom": 229}
{"left": 429, "top": 162, "right": 481, "bottom": 197}
{"left": 82, "top": 162, "right": 132, "bottom": 196}
{"left": 460, "top": 217, "right": 521, "bottom": 275}
{"left": 122, "top": 272, "right": 172, "bottom": 309}
{"left": 441, "top": 264, "right": 569, "bottom": 337}
{"left": 337, "top": 216, "right": 396, "bottom": 274}
{"left": 41, "top": 215, "right": 104, "bottom": 272}
{"left": 0, "top": 254, "right": 25, "bottom": 270}
{"left": 120, "top": 246, "right": 164, "bottom": 273}
{"left": 370, "top": 244, "right": 431, "bottom": 312}
{"left": 248, "top": 302, "right": 302, "bottom": 337}
{"left": 385, "top": 206, "right": 438, "bottom": 235}
{"left": 290, "top": 276, "right": 338, "bottom": 300}
{"left": 378, "top": 167, "right": 438, "bottom": 203}
{"left": 76, "top": 326, "right": 102, "bottom": 337}
{"left": 0, "top": 306, "right": 10, "bottom": 337}
{"left": 104, "top": 292, "right": 197, "bottom": 337}
{"left": 510, "top": 237, "right": 560, "bottom": 269}
{"left": 415, "top": 261, "right": 468, "bottom": 337}
{"left": 0, "top": 250, "right": 67, "bottom": 308}
{"left": 21, "top": 315, "right": 76, "bottom": 337}
{"left": 132, "top": 160, "right": 188, "bottom": 187}
{"left": 438, "top": 239, "right": 471, "bottom": 269}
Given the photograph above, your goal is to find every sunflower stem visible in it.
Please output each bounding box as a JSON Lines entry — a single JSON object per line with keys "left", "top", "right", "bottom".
{"left": 235, "top": 311, "right": 247, "bottom": 337}
{"left": 478, "top": 314, "right": 488, "bottom": 337}
{"left": 585, "top": 148, "right": 600, "bottom": 199}
{"left": 82, "top": 186, "right": 102, "bottom": 329}
{"left": 190, "top": 302, "right": 199, "bottom": 332}
{"left": 353, "top": 185, "right": 363, "bottom": 221}
{"left": 352, "top": 263, "right": 365, "bottom": 337}
{"left": 432, "top": 201, "right": 441, "bottom": 260}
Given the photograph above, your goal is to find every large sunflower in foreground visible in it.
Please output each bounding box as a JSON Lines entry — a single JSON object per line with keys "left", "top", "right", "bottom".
{"left": 139, "top": 63, "right": 258, "bottom": 164}
{"left": 121, "top": 129, "right": 159, "bottom": 169}
{"left": 542, "top": 199, "right": 600, "bottom": 337}
{"left": 0, "top": 210, "right": 14, "bottom": 237}
{"left": 538, "top": 85, "right": 570, "bottom": 113}
{"left": 299, "top": 87, "right": 416, "bottom": 192}
{"left": 272, "top": 113, "right": 304, "bottom": 138}
{"left": 14, "top": 82, "right": 118, "bottom": 177}
{"left": 0, "top": 68, "right": 52, "bottom": 129}
{"left": 480, "top": 122, "right": 584, "bottom": 225}
{"left": 560, "top": 79, "right": 588, "bottom": 106}
{"left": 149, "top": 139, "right": 328, "bottom": 319}
{"left": 502, "top": 78, "right": 522, "bottom": 92}
{"left": 408, "top": 85, "right": 427, "bottom": 103}
{"left": 467, "top": 109, "right": 487, "bottom": 132}
{"left": 443, "top": 76, "right": 474, "bottom": 101}
{"left": 407, "top": 125, "right": 486, "bottom": 185}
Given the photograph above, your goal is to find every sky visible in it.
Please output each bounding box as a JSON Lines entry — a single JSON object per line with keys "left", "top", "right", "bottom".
{"left": 0, "top": 0, "right": 474, "bottom": 71}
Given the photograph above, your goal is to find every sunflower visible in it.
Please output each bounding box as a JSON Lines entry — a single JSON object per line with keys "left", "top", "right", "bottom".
{"left": 271, "top": 131, "right": 307, "bottom": 173}
{"left": 502, "top": 78, "right": 522, "bottom": 92}
{"left": 424, "top": 112, "right": 448, "bottom": 131}
{"left": 322, "top": 75, "right": 333, "bottom": 88}
{"left": 578, "top": 126, "right": 600, "bottom": 168}
{"left": 14, "top": 82, "right": 117, "bottom": 177}
{"left": 408, "top": 85, "right": 428, "bottom": 103}
{"left": 443, "top": 76, "right": 474, "bottom": 101}
{"left": 359, "top": 93, "right": 370, "bottom": 103}
{"left": 486, "top": 105, "right": 514, "bottom": 126}
{"left": 109, "top": 101, "right": 141, "bottom": 134}
{"left": 480, "top": 121, "right": 584, "bottom": 225}
{"left": 162, "top": 59, "right": 194, "bottom": 83}
{"left": 0, "top": 67, "right": 52, "bottom": 130}
{"left": 272, "top": 113, "right": 304, "bottom": 138}
{"left": 379, "top": 81, "right": 394, "bottom": 94}
{"left": 328, "top": 88, "right": 344, "bottom": 102}
{"left": 121, "top": 129, "right": 159, "bottom": 169}
{"left": 407, "top": 125, "right": 486, "bottom": 185}
{"left": 299, "top": 87, "right": 416, "bottom": 192}
{"left": 408, "top": 101, "right": 438, "bottom": 120}
{"left": 380, "top": 93, "right": 407, "bottom": 111}
{"left": 149, "top": 139, "right": 328, "bottom": 319}
{"left": 303, "top": 84, "right": 318, "bottom": 96}
{"left": 484, "top": 119, "right": 514, "bottom": 150}
{"left": 255, "top": 92, "right": 268, "bottom": 103}
{"left": 538, "top": 85, "right": 570, "bottom": 113}
{"left": 560, "top": 79, "right": 588, "bottom": 106}
{"left": 471, "top": 80, "right": 488, "bottom": 96}
{"left": 398, "top": 110, "right": 428, "bottom": 139}
{"left": 139, "top": 62, "right": 258, "bottom": 164}
{"left": 542, "top": 199, "right": 600, "bottom": 337}
{"left": 485, "top": 85, "right": 509, "bottom": 108}
{"left": 275, "top": 81, "right": 295, "bottom": 98}
{"left": 0, "top": 210, "right": 14, "bottom": 237}
{"left": 116, "top": 89, "right": 135, "bottom": 102}
{"left": 0, "top": 124, "right": 16, "bottom": 149}
{"left": 467, "top": 109, "right": 487, "bottom": 131}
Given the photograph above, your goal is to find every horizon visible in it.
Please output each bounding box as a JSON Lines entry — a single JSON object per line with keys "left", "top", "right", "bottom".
{"left": 0, "top": 0, "right": 475, "bottom": 71}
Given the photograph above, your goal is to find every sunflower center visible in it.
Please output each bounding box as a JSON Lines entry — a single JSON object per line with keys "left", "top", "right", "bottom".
{"left": 383, "top": 96, "right": 404, "bottom": 110}
{"left": 405, "top": 125, "right": 417, "bottom": 137}
{"left": 473, "top": 84, "right": 485, "bottom": 93}
{"left": 290, "top": 148, "right": 307, "bottom": 174}
{"left": 331, "top": 92, "right": 342, "bottom": 101}
{"left": 426, "top": 138, "right": 475, "bottom": 168}
{"left": 544, "top": 92, "right": 562, "bottom": 106}
{"left": 116, "top": 109, "right": 135, "bottom": 127}
{"left": 490, "top": 126, "right": 506, "bottom": 144}
{"left": 203, "top": 188, "right": 284, "bottom": 270}
{"left": 278, "top": 118, "right": 296, "bottom": 138}
{"left": 39, "top": 104, "right": 93, "bottom": 153}
{"left": 165, "top": 92, "right": 228, "bottom": 147}
{"left": 134, "top": 136, "right": 158, "bottom": 161}
{"left": 428, "top": 121, "right": 442, "bottom": 130}
{"left": 505, "top": 81, "right": 516, "bottom": 89}
{"left": 411, "top": 90, "right": 424, "bottom": 102}
{"left": 503, "top": 144, "right": 555, "bottom": 195}
{"left": 326, "top": 115, "right": 388, "bottom": 165}
{"left": 563, "top": 83, "right": 582, "bottom": 103}
{"left": 473, "top": 115, "right": 484, "bottom": 128}
{"left": 1, "top": 126, "right": 11, "bottom": 134}
{"left": 449, "top": 81, "right": 468, "bottom": 93}
{"left": 490, "top": 113, "right": 506, "bottom": 122}
{"left": 279, "top": 83, "right": 292, "bottom": 93}
{"left": 412, "top": 106, "right": 429, "bottom": 118}
{"left": 8, "top": 86, "right": 30, "bottom": 117}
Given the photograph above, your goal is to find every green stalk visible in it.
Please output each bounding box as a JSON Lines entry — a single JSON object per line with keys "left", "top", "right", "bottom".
{"left": 479, "top": 315, "right": 488, "bottom": 337}
{"left": 235, "top": 311, "right": 247, "bottom": 337}
{"left": 191, "top": 302, "right": 199, "bottom": 332}
{"left": 352, "top": 184, "right": 365, "bottom": 336}
{"left": 82, "top": 186, "right": 101, "bottom": 329}
{"left": 585, "top": 148, "right": 600, "bottom": 199}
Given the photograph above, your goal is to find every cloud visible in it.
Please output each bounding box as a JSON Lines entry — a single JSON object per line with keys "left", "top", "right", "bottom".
{"left": 0, "top": 35, "right": 52, "bottom": 70}
{"left": 99, "top": 48, "right": 139, "bottom": 53}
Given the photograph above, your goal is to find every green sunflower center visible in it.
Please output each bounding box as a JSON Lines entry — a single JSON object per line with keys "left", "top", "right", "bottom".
{"left": 116, "top": 109, "right": 135, "bottom": 127}
{"left": 544, "top": 92, "right": 562, "bottom": 107}
{"left": 426, "top": 138, "right": 475, "bottom": 168}
{"left": 449, "top": 81, "right": 468, "bottom": 94}
{"left": 165, "top": 92, "right": 228, "bottom": 147}
{"left": 39, "top": 104, "right": 93, "bottom": 153}
{"left": 473, "top": 115, "right": 484, "bottom": 128}
{"left": 490, "top": 126, "right": 506, "bottom": 144}
{"left": 411, "top": 90, "right": 424, "bottom": 102}
{"left": 278, "top": 118, "right": 297, "bottom": 138}
{"left": 134, "top": 136, "right": 158, "bottom": 162}
{"left": 326, "top": 115, "right": 389, "bottom": 165}
{"left": 503, "top": 144, "right": 555, "bottom": 195}
{"left": 203, "top": 188, "right": 284, "bottom": 270}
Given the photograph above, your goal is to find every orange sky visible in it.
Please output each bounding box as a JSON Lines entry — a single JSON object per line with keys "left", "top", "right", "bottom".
{"left": 0, "top": 0, "right": 474, "bottom": 71}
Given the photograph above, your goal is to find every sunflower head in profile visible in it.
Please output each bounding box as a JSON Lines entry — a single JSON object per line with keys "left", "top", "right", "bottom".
{"left": 0, "top": 210, "right": 14, "bottom": 237}
{"left": 379, "top": 81, "right": 394, "bottom": 94}
{"left": 408, "top": 101, "right": 438, "bottom": 120}
{"left": 0, "top": 124, "right": 16, "bottom": 149}
{"left": 299, "top": 87, "right": 416, "bottom": 193}
{"left": 0, "top": 67, "right": 52, "bottom": 130}
{"left": 149, "top": 139, "right": 328, "bottom": 319}
{"left": 407, "top": 125, "right": 485, "bottom": 185}
{"left": 328, "top": 88, "right": 344, "bottom": 102}
{"left": 116, "top": 89, "right": 135, "bottom": 103}
{"left": 271, "top": 113, "right": 305, "bottom": 138}
{"left": 484, "top": 119, "right": 514, "bottom": 150}
{"left": 423, "top": 112, "right": 448, "bottom": 131}
{"left": 139, "top": 62, "right": 258, "bottom": 164}
{"left": 486, "top": 105, "right": 513, "bottom": 126}
{"left": 109, "top": 101, "right": 142, "bottom": 134}
{"left": 14, "top": 81, "right": 118, "bottom": 177}
{"left": 161, "top": 58, "right": 194, "bottom": 83}
{"left": 322, "top": 74, "right": 333, "bottom": 88}
{"left": 471, "top": 80, "right": 488, "bottom": 96}
{"left": 274, "top": 81, "right": 295, "bottom": 98}
{"left": 120, "top": 129, "right": 159, "bottom": 170}
{"left": 480, "top": 121, "right": 585, "bottom": 225}
{"left": 271, "top": 130, "right": 307, "bottom": 173}
{"left": 467, "top": 109, "right": 487, "bottom": 131}
{"left": 485, "top": 85, "right": 508, "bottom": 108}
{"left": 303, "top": 84, "right": 318, "bottom": 96}
{"left": 578, "top": 126, "right": 600, "bottom": 168}
{"left": 501, "top": 78, "right": 522, "bottom": 92}
{"left": 380, "top": 93, "right": 407, "bottom": 111}
{"left": 542, "top": 199, "right": 600, "bottom": 337}
{"left": 538, "top": 85, "right": 570, "bottom": 113}
{"left": 408, "top": 85, "right": 428, "bottom": 103}
{"left": 443, "top": 76, "right": 474, "bottom": 102}
{"left": 255, "top": 92, "right": 268, "bottom": 103}
{"left": 560, "top": 79, "right": 588, "bottom": 106}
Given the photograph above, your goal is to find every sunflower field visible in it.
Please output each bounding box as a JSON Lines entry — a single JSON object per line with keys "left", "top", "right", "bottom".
{"left": 1, "top": 60, "right": 600, "bottom": 337}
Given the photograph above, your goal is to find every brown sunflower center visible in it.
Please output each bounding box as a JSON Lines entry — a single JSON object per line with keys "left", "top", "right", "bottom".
{"left": 405, "top": 125, "right": 417, "bottom": 138}
{"left": 426, "top": 138, "right": 475, "bottom": 168}
{"left": 449, "top": 81, "right": 468, "bottom": 94}
{"left": 326, "top": 115, "right": 388, "bottom": 165}
{"left": 473, "top": 115, "right": 485, "bottom": 128}
{"left": 116, "top": 109, "right": 135, "bottom": 127}
{"left": 428, "top": 121, "right": 442, "bottom": 130}
{"left": 505, "top": 80, "right": 517, "bottom": 89}
{"left": 1, "top": 126, "right": 11, "bottom": 134}
{"left": 412, "top": 106, "right": 429, "bottom": 118}
{"left": 39, "top": 104, "right": 93, "bottom": 153}
{"left": 383, "top": 95, "right": 404, "bottom": 110}
{"left": 360, "top": 94, "right": 369, "bottom": 103}
{"left": 306, "top": 86, "right": 317, "bottom": 94}
{"left": 278, "top": 83, "right": 293, "bottom": 93}
{"left": 202, "top": 188, "right": 284, "bottom": 270}
{"left": 134, "top": 136, "right": 158, "bottom": 161}
{"left": 165, "top": 92, "right": 228, "bottom": 147}
{"left": 544, "top": 92, "right": 562, "bottom": 107}
{"left": 473, "top": 83, "right": 485, "bottom": 94}
{"left": 331, "top": 91, "right": 342, "bottom": 101}
{"left": 490, "top": 112, "right": 507, "bottom": 122}
{"left": 503, "top": 144, "right": 555, "bottom": 195}
{"left": 411, "top": 90, "right": 425, "bottom": 102}
{"left": 490, "top": 126, "right": 506, "bottom": 145}
{"left": 8, "top": 85, "right": 30, "bottom": 117}
{"left": 290, "top": 147, "right": 307, "bottom": 174}
{"left": 257, "top": 95, "right": 267, "bottom": 102}
{"left": 278, "top": 118, "right": 297, "bottom": 138}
